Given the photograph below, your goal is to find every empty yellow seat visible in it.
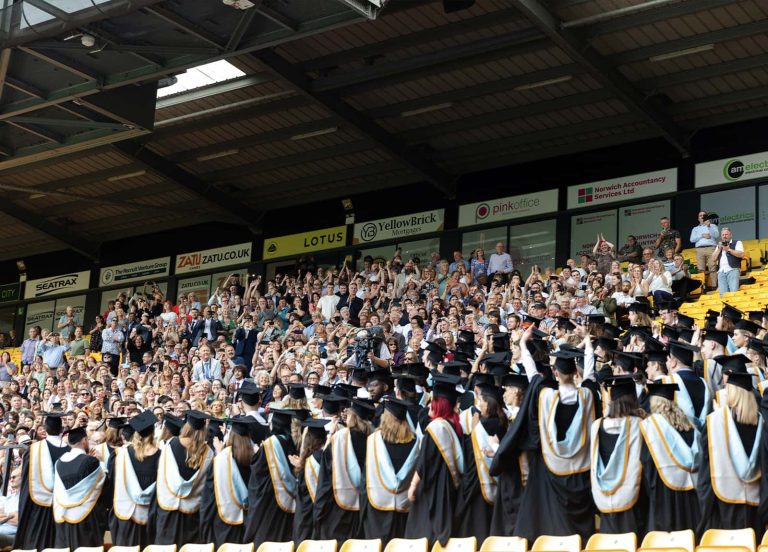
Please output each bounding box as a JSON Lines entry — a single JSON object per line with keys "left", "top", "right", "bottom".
{"left": 585, "top": 533, "right": 636, "bottom": 552}
{"left": 74, "top": 547, "right": 103, "bottom": 552}
{"left": 340, "top": 540, "right": 382, "bottom": 552}
{"left": 639, "top": 530, "right": 695, "bottom": 552}
{"left": 220, "top": 545, "right": 255, "bottom": 552}
{"left": 697, "top": 528, "right": 755, "bottom": 552}
{"left": 296, "top": 542, "right": 337, "bottom": 552}
{"left": 431, "top": 538, "right": 476, "bottom": 552}
{"left": 480, "top": 536, "right": 527, "bottom": 551}
{"left": 531, "top": 535, "right": 581, "bottom": 552}
{"left": 109, "top": 547, "right": 139, "bottom": 552}
{"left": 384, "top": 539, "right": 429, "bottom": 552}
{"left": 179, "top": 546, "right": 213, "bottom": 552}
{"left": 255, "top": 544, "right": 292, "bottom": 552}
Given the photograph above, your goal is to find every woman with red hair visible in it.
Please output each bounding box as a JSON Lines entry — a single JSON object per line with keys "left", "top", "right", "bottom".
{"left": 404, "top": 373, "right": 464, "bottom": 546}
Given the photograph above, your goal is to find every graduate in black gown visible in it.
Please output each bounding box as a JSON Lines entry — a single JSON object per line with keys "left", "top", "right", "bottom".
{"left": 200, "top": 416, "right": 258, "bottom": 547}
{"left": 639, "top": 382, "right": 701, "bottom": 532}
{"left": 108, "top": 410, "right": 161, "bottom": 547}
{"left": 314, "top": 398, "right": 375, "bottom": 541}
{"left": 14, "top": 411, "right": 70, "bottom": 550}
{"left": 155, "top": 410, "right": 214, "bottom": 546}
{"left": 93, "top": 416, "right": 125, "bottom": 471}
{"left": 455, "top": 382, "right": 507, "bottom": 543}
{"left": 53, "top": 427, "right": 107, "bottom": 548}
{"left": 405, "top": 374, "right": 464, "bottom": 546}
{"left": 361, "top": 397, "right": 419, "bottom": 541}
{"left": 244, "top": 408, "right": 302, "bottom": 549}
{"left": 292, "top": 418, "right": 329, "bottom": 543}
{"left": 590, "top": 377, "right": 646, "bottom": 535}
{"left": 699, "top": 370, "right": 762, "bottom": 535}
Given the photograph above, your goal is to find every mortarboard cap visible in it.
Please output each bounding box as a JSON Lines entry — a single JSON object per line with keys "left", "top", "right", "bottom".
{"left": 676, "top": 313, "right": 694, "bottom": 329}
{"left": 351, "top": 398, "right": 376, "bottom": 420}
{"left": 714, "top": 354, "right": 751, "bottom": 374}
{"left": 431, "top": 373, "right": 461, "bottom": 404}
{"left": 107, "top": 416, "right": 127, "bottom": 429}
{"left": 322, "top": 394, "right": 350, "bottom": 415}
{"left": 644, "top": 349, "right": 668, "bottom": 364}
{"left": 163, "top": 413, "right": 184, "bottom": 436}
{"left": 491, "top": 333, "right": 510, "bottom": 352}
{"left": 602, "top": 323, "right": 620, "bottom": 340}
{"left": 229, "top": 416, "right": 258, "bottom": 437}
{"left": 501, "top": 373, "right": 529, "bottom": 389}
{"left": 287, "top": 383, "right": 308, "bottom": 400}
{"left": 643, "top": 334, "right": 666, "bottom": 352}
{"left": 613, "top": 351, "right": 642, "bottom": 373}
{"left": 383, "top": 397, "right": 411, "bottom": 421}
{"left": 552, "top": 350, "right": 582, "bottom": 375}
{"left": 735, "top": 319, "right": 763, "bottom": 335}
{"left": 628, "top": 302, "right": 649, "bottom": 314}
{"left": 721, "top": 303, "right": 743, "bottom": 322}
{"left": 471, "top": 373, "right": 495, "bottom": 388}
{"left": 351, "top": 367, "right": 370, "bottom": 382}
{"left": 748, "top": 311, "right": 765, "bottom": 322}
{"left": 403, "top": 362, "right": 429, "bottom": 380}
{"left": 657, "top": 300, "right": 678, "bottom": 312}
{"left": 367, "top": 368, "right": 393, "bottom": 384}
{"left": 703, "top": 329, "right": 730, "bottom": 347}
{"left": 661, "top": 325, "right": 679, "bottom": 341}
{"left": 677, "top": 327, "right": 695, "bottom": 343}
{"left": 129, "top": 410, "right": 156, "bottom": 437}
{"left": 606, "top": 376, "right": 636, "bottom": 401}
{"left": 442, "top": 360, "right": 470, "bottom": 377}
{"left": 556, "top": 317, "right": 576, "bottom": 332}
{"left": 237, "top": 380, "right": 261, "bottom": 406}
{"left": 301, "top": 418, "right": 329, "bottom": 438}
{"left": 725, "top": 371, "right": 754, "bottom": 391}
{"left": 667, "top": 340, "right": 699, "bottom": 366}
{"left": 44, "top": 411, "right": 65, "bottom": 435}
{"left": 185, "top": 410, "right": 210, "bottom": 431}
{"left": 594, "top": 336, "right": 617, "bottom": 352}
{"left": 747, "top": 338, "right": 768, "bottom": 356}
{"left": 645, "top": 382, "right": 678, "bottom": 401}
{"left": 313, "top": 384, "right": 332, "bottom": 397}
{"left": 66, "top": 426, "right": 87, "bottom": 445}
{"left": 394, "top": 374, "right": 417, "bottom": 393}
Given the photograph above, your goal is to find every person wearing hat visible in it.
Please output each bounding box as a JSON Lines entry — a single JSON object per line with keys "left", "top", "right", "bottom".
{"left": 497, "top": 327, "right": 598, "bottom": 542}
{"left": 501, "top": 373, "right": 528, "bottom": 422}
{"left": 157, "top": 413, "right": 184, "bottom": 445}
{"left": 244, "top": 408, "right": 302, "bottom": 548}
{"left": 200, "top": 416, "right": 258, "bottom": 547}
{"left": 404, "top": 373, "right": 464, "bottom": 546}
{"left": 666, "top": 341, "right": 710, "bottom": 430}
{"left": 236, "top": 380, "right": 269, "bottom": 444}
{"left": 733, "top": 319, "right": 763, "bottom": 355}
{"left": 292, "top": 418, "right": 329, "bottom": 543}
{"left": 14, "top": 412, "right": 71, "bottom": 550}
{"left": 108, "top": 410, "right": 160, "bottom": 547}
{"left": 314, "top": 398, "right": 374, "bottom": 540}
{"left": 697, "top": 368, "right": 762, "bottom": 535}
{"left": 361, "top": 397, "right": 420, "bottom": 541}
{"left": 93, "top": 416, "right": 125, "bottom": 471}
{"left": 52, "top": 425, "right": 106, "bottom": 549}
{"left": 745, "top": 338, "right": 768, "bottom": 389}
{"left": 695, "top": 329, "right": 729, "bottom": 397}
{"left": 155, "top": 410, "right": 214, "bottom": 546}
{"left": 709, "top": 355, "right": 757, "bottom": 409}
{"left": 639, "top": 382, "right": 701, "bottom": 531}
{"left": 454, "top": 381, "right": 508, "bottom": 542}
{"left": 590, "top": 377, "right": 646, "bottom": 534}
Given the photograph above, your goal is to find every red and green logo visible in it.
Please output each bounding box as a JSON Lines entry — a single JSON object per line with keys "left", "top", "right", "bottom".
{"left": 578, "top": 187, "right": 593, "bottom": 204}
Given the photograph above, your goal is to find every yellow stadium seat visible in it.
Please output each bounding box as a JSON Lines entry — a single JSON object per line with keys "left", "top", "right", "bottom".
{"left": 296, "top": 542, "right": 337, "bottom": 552}
{"left": 531, "top": 535, "right": 581, "bottom": 552}
{"left": 74, "top": 547, "right": 103, "bottom": 552}
{"left": 179, "top": 546, "right": 214, "bottom": 552}
{"left": 639, "top": 530, "right": 695, "bottom": 552}
{"left": 585, "top": 533, "right": 636, "bottom": 552}
{"left": 480, "top": 536, "right": 528, "bottom": 551}
{"left": 697, "top": 528, "right": 755, "bottom": 552}
{"left": 12, "top": 549, "right": 37, "bottom": 552}
{"left": 220, "top": 545, "right": 255, "bottom": 552}
{"left": 431, "top": 538, "right": 477, "bottom": 552}
{"left": 109, "top": 547, "right": 139, "bottom": 552}
{"left": 143, "top": 546, "right": 176, "bottom": 552}
{"left": 42, "top": 548, "right": 70, "bottom": 552}
{"left": 340, "top": 540, "right": 382, "bottom": 552}
{"left": 255, "top": 544, "right": 292, "bottom": 552}
{"left": 384, "top": 539, "right": 429, "bottom": 552}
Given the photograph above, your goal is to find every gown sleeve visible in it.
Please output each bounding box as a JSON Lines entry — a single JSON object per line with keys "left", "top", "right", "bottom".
{"left": 695, "top": 425, "right": 713, "bottom": 537}
{"left": 199, "top": 462, "right": 216, "bottom": 543}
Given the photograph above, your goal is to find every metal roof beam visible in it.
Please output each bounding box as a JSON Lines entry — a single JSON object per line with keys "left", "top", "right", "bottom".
{"left": 512, "top": 0, "right": 690, "bottom": 156}
{"left": 0, "top": 49, "right": 10, "bottom": 103}
{"left": 0, "top": 199, "right": 99, "bottom": 260}
{"left": 112, "top": 141, "right": 263, "bottom": 232}
{"left": 257, "top": 6, "right": 299, "bottom": 32}
{"left": 636, "top": 53, "right": 768, "bottom": 93}
{"left": 17, "top": 46, "right": 102, "bottom": 82}
{"left": 226, "top": 8, "right": 259, "bottom": 51}
{"left": 6, "top": 120, "right": 61, "bottom": 143}
{"left": 255, "top": 49, "right": 456, "bottom": 197}
{"left": 142, "top": 6, "right": 226, "bottom": 50}
{"left": 155, "top": 72, "right": 277, "bottom": 109}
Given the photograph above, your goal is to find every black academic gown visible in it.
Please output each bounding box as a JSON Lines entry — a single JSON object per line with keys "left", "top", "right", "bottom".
{"left": 54, "top": 453, "right": 107, "bottom": 548}
{"left": 14, "top": 439, "right": 70, "bottom": 550}
{"left": 200, "top": 456, "right": 251, "bottom": 547}
{"left": 293, "top": 450, "right": 323, "bottom": 543}
{"left": 698, "top": 411, "right": 762, "bottom": 536}
{"left": 244, "top": 433, "right": 297, "bottom": 548}
{"left": 492, "top": 375, "right": 599, "bottom": 542}
{"left": 108, "top": 447, "right": 161, "bottom": 547}
{"left": 360, "top": 439, "right": 418, "bottom": 541}
{"left": 314, "top": 429, "right": 367, "bottom": 540}
{"left": 155, "top": 438, "right": 207, "bottom": 546}
{"left": 640, "top": 427, "right": 700, "bottom": 532}
{"left": 404, "top": 419, "right": 461, "bottom": 546}
{"left": 455, "top": 417, "right": 506, "bottom": 543}
{"left": 597, "top": 422, "right": 647, "bottom": 536}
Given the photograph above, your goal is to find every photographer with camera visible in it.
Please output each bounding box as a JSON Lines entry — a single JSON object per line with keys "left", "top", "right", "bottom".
{"left": 343, "top": 326, "right": 391, "bottom": 371}
{"left": 713, "top": 227, "right": 745, "bottom": 296}
{"left": 690, "top": 210, "right": 720, "bottom": 291}
{"left": 653, "top": 216, "right": 681, "bottom": 258}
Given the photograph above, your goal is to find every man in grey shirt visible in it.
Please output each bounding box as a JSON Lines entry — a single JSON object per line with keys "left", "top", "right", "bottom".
{"left": 56, "top": 305, "right": 80, "bottom": 340}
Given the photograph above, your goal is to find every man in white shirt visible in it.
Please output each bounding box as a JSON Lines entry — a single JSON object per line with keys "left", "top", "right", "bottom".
{"left": 713, "top": 227, "right": 745, "bottom": 296}
{"left": 317, "top": 285, "right": 340, "bottom": 322}
{"left": 690, "top": 211, "right": 720, "bottom": 290}
{"left": 191, "top": 346, "right": 222, "bottom": 382}
{"left": 611, "top": 280, "right": 636, "bottom": 307}
{"left": 0, "top": 467, "right": 20, "bottom": 546}
{"left": 487, "top": 242, "right": 513, "bottom": 283}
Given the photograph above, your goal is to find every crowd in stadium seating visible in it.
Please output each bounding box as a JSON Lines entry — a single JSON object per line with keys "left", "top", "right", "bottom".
{"left": 2, "top": 213, "right": 763, "bottom": 550}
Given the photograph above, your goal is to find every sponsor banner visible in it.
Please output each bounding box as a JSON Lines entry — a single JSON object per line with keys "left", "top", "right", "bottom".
{"left": 567, "top": 168, "right": 677, "bottom": 209}
{"left": 175, "top": 242, "right": 252, "bottom": 275}
{"left": 24, "top": 270, "right": 91, "bottom": 300}
{"left": 178, "top": 275, "right": 212, "bottom": 305}
{"left": 99, "top": 257, "right": 170, "bottom": 287}
{"left": 760, "top": 185, "right": 768, "bottom": 238}
{"left": 0, "top": 282, "right": 20, "bottom": 304}
{"left": 458, "top": 189, "right": 558, "bottom": 227}
{"left": 25, "top": 300, "right": 55, "bottom": 333}
{"left": 696, "top": 151, "right": 768, "bottom": 188}
{"left": 701, "top": 186, "right": 756, "bottom": 240}
{"left": 263, "top": 226, "right": 347, "bottom": 260}
{"left": 618, "top": 200, "right": 671, "bottom": 250}
{"left": 508, "top": 220, "right": 557, "bottom": 273}
{"left": 570, "top": 209, "right": 617, "bottom": 258}
{"left": 353, "top": 209, "right": 444, "bottom": 244}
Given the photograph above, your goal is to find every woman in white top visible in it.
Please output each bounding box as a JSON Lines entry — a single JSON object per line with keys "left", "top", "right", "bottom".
{"left": 642, "top": 259, "right": 673, "bottom": 306}
{"left": 627, "top": 265, "right": 646, "bottom": 298}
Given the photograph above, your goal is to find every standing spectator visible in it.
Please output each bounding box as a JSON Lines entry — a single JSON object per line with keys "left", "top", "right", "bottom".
{"left": 448, "top": 250, "right": 469, "bottom": 273}
{"left": 192, "top": 346, "right": 222, "bottom": 382}
{"left": 317, "top": 285, "right": 340, "bottom": 322}
{"left": 101, "top": 318, "right": 124, "bottom": 374}
{"left": 0, "top": 352, "right": 14, "bottom": 386}
{"left": 713, "top": 227, "right": 745, "bottom": 296}
{"left": 39, "top": 334, "right": 69, "bottom": 369}
{"left": 487, "top": 242, "right": 513, "bottom": 283}
{"left": 690, "top": 210, "right": 720, "bottom": 291}
{"left": 68, "top": 326, "right": 88, "bottom": 357}
{"left": 55, "top": 305, "right": 80, "bottom": 340}
{"left": 617, "top": 235, "right": 643, "bottom": 262}
{"left": 233, "top": 315, "right": 258, "bottom": 369}
{"left": 653, "top": 216, "right": 681, "bottom": 258}
{"left": 592, "top": 234, "right": 615, "bottom": 274}
{"left": 20, "top": 327, "right": 39, "bottom": 367}
{"left": 470, "top": 248, "right": 488, "bottom": 286}
{"left": 89, "top": 315, "right": 104, "bottom": 357}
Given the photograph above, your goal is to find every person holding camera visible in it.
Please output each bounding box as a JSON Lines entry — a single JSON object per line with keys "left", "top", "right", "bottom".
{"left": 653, "top": 216, "right": 681, "bottom": 258}
{"left": 713, "top": 227, "right": 745, "bottom": 296}
{"left": 690, "top": 211, "right": 720, "bottom": 291}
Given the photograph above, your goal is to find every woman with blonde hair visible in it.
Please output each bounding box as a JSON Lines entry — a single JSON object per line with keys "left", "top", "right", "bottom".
{"left": 639, "top": 382, "right": 700, "bottom": 531}
{"left": 155, "top": 410, "right": 213, "bottom": 546}
{"left": 697, "top": 369, "right": 762, "bottom": 535}
{"left": 292, "top": 418, "right": 329, "bottom": 543}
{"left": 108, "top": 410, "right": 160, "bottom": 547}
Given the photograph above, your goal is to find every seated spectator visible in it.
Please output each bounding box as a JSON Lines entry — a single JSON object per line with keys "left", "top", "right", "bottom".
{"left": 617, "top": 235, "right": 643, "bottom": 262}
{"left": 643, "top": 258, "right": 674, "bottom": 306}
{"left": 0, "top": 467, "right": 20, "bottom": 546}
